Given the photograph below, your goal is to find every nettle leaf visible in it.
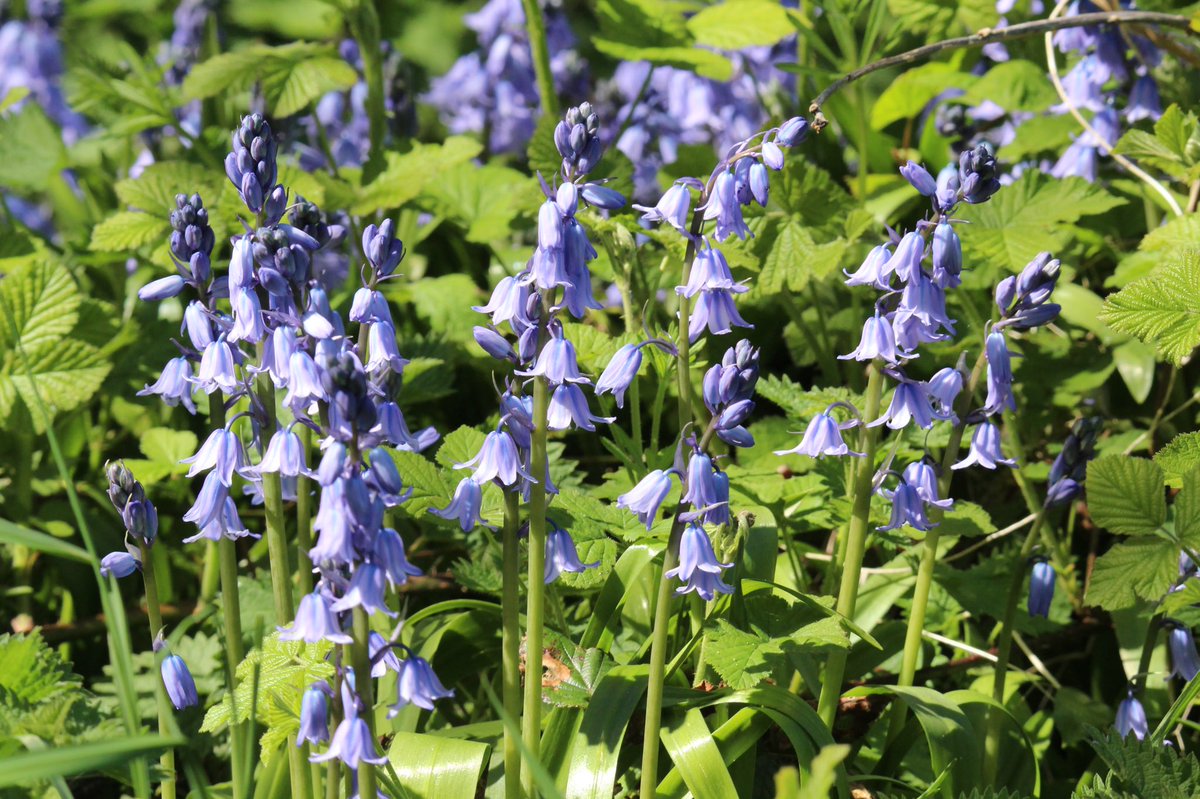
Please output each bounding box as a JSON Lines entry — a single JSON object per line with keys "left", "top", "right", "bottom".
{"left": 957, "top": 170, "right": 1125, "bottom": 272}
{"left": 1101, "top": 250, "right": 1200, "bottom": 365}
{"left": 686, "top": 0, "right": 793, "bottom": 50}
{"left": 1156, "top": 433, "right": 1200, "bottom": 488}
{"left": 1113, "top": 130, "right": 1189, "bottom": 180}
{"left": 1085, "top": 456, "right": 1166, "bottom": 536}
{"left": 1086, "top": 730, "right": 1200, "bottom": 798}
{"left": 352, "top": 137, "right": 483, "bottom": 216}
{"left": 541, "top": 639, "right": 614, "bottom": 708}
{"left": 703, "top": 618, "right": 783, "bottom": 690}
{"left": 1140, "top": 215, "right": 1200, "bottom": 256}
{"left": 1153, "top": 104, "right": 1200, "bottom": 165}
{"left": 435, "top": 426, "right": 487, "bottom": 471}
{"left": 872, "top": 62, "right": 974, "bottom": 129}
{"left": 89, "top": 211, "right": 171, "bottom": 252}
{"left": 389, "top": 449, "right": 455, "bottom": 517}
{"left": 1086, "top": 537, "right": 1179, "bottom": 610}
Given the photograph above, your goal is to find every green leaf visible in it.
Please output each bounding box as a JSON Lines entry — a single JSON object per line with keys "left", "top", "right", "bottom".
{"left": 422, "top": 161, "right": 540, "bottom": 243}
{"left": 1086, "top": 537, "right": 1179, "bottom": 610}
{"left": 385, "top": 732, "right": 490, "bottom": 799}
{"left": 351, "top": 137, "right": 483, "bottom": 216}
{"left": 0, "top": 260, "right": 80, "bottom": 352}
{"left": 543, "top": 644, "right": 614, "bottom": 708}
{"left": 1174, "top": 468, "right": 1200, "bottom": 548}
{"left": 0, "top": 518, "right": 92, "bottom": 564}
{"left": 0, "top": 104, "right": 67, "bottom": 192}
{"left": 1113, "top": 129, "right": 1189, "bottom": 180}
{"left": 434, "top": 426, "right": 487, "bottom": 471}
{"left": 0, "top": 340, "right": 111, "bottom": 433}
{"left": 871, "top": 62, "right": 974, "bottom": 129}
{"left": 0, "top": 735, "right": 182, "bottom": 787}
{"left": 704, "top": 618, "right": 784, "bottom": 690}
{"left": 182, "top": 43, "right": 357, "bottom": 117}
{"left": 939, "top": 501, "right": 993, "bottom": 538}
{"left": 1154, "top": 104, "right": 1199, "bottom": 163}
{"left": 269, "top": 56, "right": 358, "bottom": 117}
{"left": 1140, "top": 216, "right": 1200, "bottom": 256}
{"left": 1101, "top": 250, "right": 1200, "bottom": 365}
{"left": 959, "top": 60, "right": 1059, "bottom": 112}
{"left": 658, "top": 709, "right": 740, "bottom": 799}
{"left": 114, "top": 161, "right": 220, "bottom": 216}
{"left": 89, "top": 211, "right": 170, "bottom": 252}
{"left": 596, "top": 0, "right": 689, "bottom": 49}
{"left": 592, "top": 39, "right": 733, "bottom": 81}
{"left": 1156, "top": 433, "right": 1200, "bottom": 488}
{"left": 686, "top": 0, "right": 793, "bottom": 49}
{"left": 1085, "top": 456, "right": 1166, "bottom": 535}
{"left": 562, "top": 665, "right": 650, "bottom": 799}
{"left": 957, "top": 170, "right": 1125, "bottom": 273}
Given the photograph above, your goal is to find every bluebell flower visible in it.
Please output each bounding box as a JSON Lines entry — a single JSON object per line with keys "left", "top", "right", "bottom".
{"left": 896, "top": 274, "right": 955, "bottom": 334}
{"left": 331, "top": 563, "right": 395, "bottom": 617}
{"left": 902, "top": 461, "right": 953, "bottom": 510}
{"left": 251, "top": 427, "right": 313, "bottom": 479}
{"left": 228, "top": 287, "right": 265, "bottom": 344}
{"left": 183, "top": 428, "right": 247, "bottom": 487}
{"left": 311, "top": 682, "right": 386, "bottom": 768}
{"left": 580, "top": 183, "right": 626, "bottom": 211}
{"left": 100, "top": 551, "right": 141, "bottom": 579}
{"left": 674, "top": 570, "right": 735, "bottom": 602}
{"left": 310, "top": 480, "right": 360, "bottom": 565}
{"left": 284, "top": 351, "right": 329, "bottom": 410}
{"left": 161, "top": 654, "right": 199, "bottom": 710}
{"left": 890, "top": 232, "right": 926, "bottom": 285}
{"left": 1028, "top": 559, "right": 1055, "bottom": 618}
{"left": 429, "top": 477, "right": 487, "bottom": 532}
{"left": 774, "top": 409, "right": 862, "bottom": 458}
{"left": 362, "top": 219, "right": 405, "bottom": 277}
{"left": 683, "top": 453, "right": 719, "bottom": 510}
{"left": 224, "top": 114, "right": 278, "bottom": 214}
{"left": 182, "top": 496, "right": 251, "bottom": 544}
{"left": 138, "top": 275, "right": 186, "bottom": 302}
{"left": 138, "top": 357, "right": 197, "bottom": 413}
{"left": 375, "top": 527, "right": 423, "bottom": 587}
{"left": 349, "top": 288, "right": 391, "bottom": 325}
{"left": 279, "top": 590, "right": 353, "bottom": 644}
{"left": 518, "top": 325, "right": 587, "bottom": 385}
{"left": 544, "top": 522, "right": 598, "bottom": 583}
{"left": 776, "top": 117, "right": 809, "bottom": 146}
{"left": 927, "top": 367, "right": 962, "bottom": 421}
{"left": 122, "top": 498, "right": 159, "bottom": 546}
{"left": 391, "top": 654, "right": 454, "bottom": 714}
{"left": 547, "top": 383, "right": 613, "bottom": 432}
{"left": 454, "top": 430, "right": 532, "bottom": 487}
{"left": 194, "top": 340, "right": 240, "bottom": 395}
{"left": 364, "top": 449, "right": 408, "bottom": 505}
{"left": 473, "top": 326, "right": 517, "bottom": 362}
{"left": 688, "top": 288, "right": 753, "bottom": 342}
{"left": 369, "top": 631, "right": 401, "bottom": 678}
{"left": 617, "top": 469, "right": 675, "bottom": 530}
{"left": 1125, "top": 74, "right": 1162, "bottom": 123}
{"left": 1168, "top": 624, "right": 1200, "bottom": 682}
{"left": 844, "top": 245, "right": 893, "bottom": 290}
{"left": 984, "top": 330, "right": 1017, "bottom": 415}
{"left": 841, "top": 313, "right": 899, "bottom": 363}
{"left": 761, "top": 141, "right": 784, "bottom": 171}
{"left": 500, "top": 392, "right": 535, "bottom": 449}
{"left": 297, "top": 683, "right": 331, "bottom": 746}
{"left": 703, "top": 170, "right": 751, "bottom": 242}
{"left": 665, "top": 523, "right": 733, "bottom": 600}
{"left": 183, "top": 470, "right": 231, "bottom": 529}
{"left": 899, "top": 161, "right": 937, "bottom": 196}
{"left": 878, "top": 481, "right": 934, "bottom": 532}
{"left": 931, "top": 223, "right": 962, "bottom": 288}
{"left": 595, "top": 344, "right": 643, "bottom": 408}
{"left": 996, "top": 252, "right": 1062, "bottom": 330}
{"left": 957, "top": 143, "right": 1001, "bottom": 204}
{"left": 1115, "top": 691, "right": 1148, "bottom": 741}
{"left": 1045, "top": 417, "right": 1099, "bottom": 507}
{"left": 678, "top": 246, "right": 745, "bottom": 299}
{"left": 633, "top": 181, "right": 692, "bottom": 233}
{"left": 706, "top": 471, "right": 731, "bottom": 527}
{"left": 869, "top": 381, "right": 940, "bottom": 430}
{"left": 953, "top": 422, "right": 1016, "bottom": 470}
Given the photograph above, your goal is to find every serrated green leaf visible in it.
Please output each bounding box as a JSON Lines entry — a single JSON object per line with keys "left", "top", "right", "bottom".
{"left": 871, "top": 62, "right": 974, "bottom": 129}
{"left": 1156, "top": 433, "right": 1200, "bottom": 488}
{"left": 268, "top": 56, "right": 358, "bottom": 117}
{"left": 1140, "top": 216, "right": 1200, "bottom": 256}
{"left": 592, "top": 40, "right": 733, "bottom": 81}
{"left": 939, "top": 501, "right": 993, "bottom": 538}
{"left": 389, "top": 448, "right": 453, "bottom": 517}
{"left": 89, "top": 211, "right": 170, "bottom": 252}
{"left": 351, "top": 137, "right": 483, "bottom": 216}
{"left": 1086, "top": 456, "right": 1166, "bottom": 536}
{"left": 183, "top": 43, "right": 355, "bottom": 117}
{"left": 596, "top": 0, "right": 689, "bottom": 49}
{"left": 435, "top": 426, "right": 487, "bottom": 470}
{"left": 0, "top": 260, "right": 79, "bottom": 353}
{"left": 1174, "top": 468, "right": 1200, "bottom": 548}
{"left": 1154, "top": 104, "right": 1198, "bottom": 163}
{"left": 1113, "top": 130, "right": 1188, "bottom": 179}
{"left": 686, "top": 0, "right": 793, "bottom": 49}
{"left": 422, "top": 161, "right": 539, "bottom": 243}
{"left": 1086, "top": 537, "right": 1179, "bottom": 610}
{"left": 0, "top": 340, "right": 111, "bottom": 433}
{"left": 114, "top": 161, "right": 220, "bottom": 216}
{"left": 957, "top": 170, "right": 1125, "bottom": 272}
{"left": 0, "top": 104, "right": 67, "bottom": 192}
{"left": 1101, "top": 250, "right": 1200, "bottom": 365}
{"left": 959, "top": 60, "right": 1059, "bottom": 112}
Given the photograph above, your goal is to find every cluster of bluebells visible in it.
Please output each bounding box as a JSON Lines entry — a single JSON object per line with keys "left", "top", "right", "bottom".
{"left": 936, "top": 0, "right": 1163, "bottom": 183}
{"left": 425, "top": 0, "right": 586, "bottom": 155}
{"left": 100, "top": 463, "right": 200, "bottom": 711}
{"left": 464, "top": 103, "right": 629, "bottom": 583}
{"left": 135, "top": 114, "right": 453, "bottom": 760}
{"left": 610, "top": 116, "right": 812, "bottom": 599}
{"left": 157, "top": 0, "right": 215, "bottom": 138}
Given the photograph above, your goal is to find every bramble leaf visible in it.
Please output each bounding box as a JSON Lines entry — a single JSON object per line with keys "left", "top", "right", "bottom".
{"left": 1101, "top": 250, "right": 1200, "bottom": 365}
{"left": 1085, "top": 456, "right": 1166, "bottom": 536}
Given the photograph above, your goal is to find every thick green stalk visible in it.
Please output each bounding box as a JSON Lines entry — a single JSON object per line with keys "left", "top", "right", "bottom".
{"left": 141, "top": 545, "right": 177, "bottom": 799}
{"left": 982, "top": 512, "right": 1045, "bottom": 782}
{"left": 888, "top": 352, "right": 988, "bottom": 742}
{"left": 347, "top": 0, "right": 387, "bottom": 180}
{"left": 262, "top": 471, "right": 294, "bottom": 624}
{"left": 521, "top": 373, "right": 551, "bottom": 798}
{"left": 296, "top": 426, "right": 315, "bottom": 596}
{"left": 639, "top": 534, "right": 678, "bottom": 799}
{"left": 501, "top": 491, "right": 524, "bottom": 798}
{"left": 198, "top": 539, "right": 220, "bottom": 610}
{"left": 520, "top": 0, "right": 557, "bottom": 117}
{"left": 351, "top": 609, "right": 379, "bottom": 799}
{"left": 816, "top": 363, "right": 885, "bottom": 729}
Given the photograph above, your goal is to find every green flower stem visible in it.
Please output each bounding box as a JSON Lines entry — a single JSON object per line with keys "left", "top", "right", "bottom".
{"left": 140, "top": 543, "right": 176, "bottom": 799}
{"left": 198, "top": 539, "right": 220, "bottom": 610}
{"left": 350, "top": 608, "right": 379, "bottom": 799}
{"left": 501, "top": 490, "right": 524, "bottom": 799}
{"left": 522, "top": 370, "right": 551, "bottom": 799}
{"left": 888, "top": 352, "right": 988, "bottom": 743}
{"left": 520, "top": 0, "right": 557, "bottom": 117}
{"left": 816, "top": 361, "right": 885, "bottom": 729}
{"left": 295, "top": 424, "right": 315, "bottom": 597}
{"left": 346, "top": 0, "right": 387, "bottom": 180}
{"left": 983, "top": 511, "right": 1046, "bottom": 783}
{"left": 262, "top": 470, "right": 294, "bottom": 624}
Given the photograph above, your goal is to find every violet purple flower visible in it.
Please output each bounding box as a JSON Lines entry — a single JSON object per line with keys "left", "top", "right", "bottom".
{"left": 161, "top": 653, "right": 199, "bottom": 710}
{"left": 1028, "top": 559, "right": 1055, "bottom": 618}
{"left": 617, "top": 469, "right": 675, "bottom": 530}
{"left": 953, "top": 422, "right": 1016, "bottom": 470}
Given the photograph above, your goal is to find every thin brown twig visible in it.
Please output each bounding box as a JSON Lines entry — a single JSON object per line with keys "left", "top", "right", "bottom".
{"left": 808, "top": 10, "right": 1199, "bottom": 131}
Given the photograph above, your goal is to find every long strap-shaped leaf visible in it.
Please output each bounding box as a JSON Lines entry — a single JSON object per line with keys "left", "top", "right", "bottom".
{"left": 0, "top": 735, "right": 183, "bottom": 788}
{"left": 0, "top": 517, "right": 92, "bottom": 563}
{"left": 657, "top": 708, "right": 739, "bottom": 799}
{"left": 562, "top": 664, "right": 650, "bottom": 799}
{"left": 386, "top": 731, "right": 491, "bottom": 798}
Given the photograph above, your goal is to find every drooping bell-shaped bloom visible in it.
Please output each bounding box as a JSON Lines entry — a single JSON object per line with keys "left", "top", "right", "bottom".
{"left": 375, "top": 527, "right": 423, "bottom": 587}
{"left": 878, "top": 482, "right": 934, "bottom": 532}
{"left": 665, "top": 523, "right": 733, "bottom": 601}
{"left": 984, "top": 329, "right": 1016, "bottom": 415}
{"left": 594, "top": 344, "right": 643, "bottom": 408}
{"left": 311, "top": 682, "right": 387, "bottom": 768}
{"left": 617, "top": 469, "right": 674, "bottom": 530}
{"left": 429, "top": 477, "right": 487, "bottom": 532}
{"left": 682, "top": 453, "right": 719, "bottom": 510}
{"left": 841, "top": 313, "right": 898, "bottom": 363}
{"left": 161, "top": 654, "right": 199, "bottom": 710}
{"left": 1028, "top": 560, "right": 1055, "bottom": 618}
{"left": 473, "top": 326, "right": 517, "bottom": 362}
{"left": 139, "top": 357, "right": 198, "bottom": 413}
{"left": 674, "top": 569, "right": 734, "bottom": 602}
{"left": 869, "top": 381, "right": 939, "bottom": 430}
{"left": 182, "top": 496, "right": 252, "bottom": 544}
{"left": 703, "top": 170, "right": 751, "bottom": 242}
{"left": 331, "top": 563, "right": 396, "bottom": 617}
{"left": 183, "top": 471, "right": 231, "bottom": 529}
{"left": 774, "top": 410, "right": 862, "bottom": 458}
{"left": 544, "top": 523, "right": 598, "bottom": 583}
{"left": 1115, "top": 691, "right": 1148, "bottom": 741}
{"left": 546, "top": 383, "right": 613, "bottom": 432}
{"left": 1169, "top": 625, "right": 1200, "bottom": 682}
{"left": 284, "top": 350, "right": 329, "bottom": 410}
{"left": 1125, "top": 74, "right": 1162, "bottom": 123}
{"left": 362, "top": 218, "right": 405, "bottom": 277}
{"left": 899, "top": 161, "right": 937, "bottom": 196}
{"left": 366, "top": 320, "right": 409, "bottom": 375}
{"left": 100, "top": 550, "right": 141, "bottom": 579}
{"left": 194, "top": 339, "right": 240, "bottom": 394}
{"left": 279, "top": 591, "right": 353, "bottom": 644}
{"left": 633, "top": 181, "right": 692, "bottom": 233}
{"left": 902, "top": 461, "right": 953, "bottom": 510}
{"left": 454, "top": 430, "right": 532, "bottom": 487}
{"left": 252, "top": 427, "right": 313, "bottom": 478}
{"left": 369, "top": 632, "right": 401, "bottom": 678}
{"left": 890, "top": 232, "right": 926, "bottom": 285}
{"left": 473, "top": 275, "right": 531, "bottom": 331}
{"left": 518, "top": 325, "right": 587, "bottom": 385}
{"left": 138, "top": 275, "right": 187, "bottom": 302}
{"left": 182, "top": 427, "right": 248, "bottom": 487}
{"left": 687, "top": 288, "right": 752, "bottom": 342}
{"left": 297, "top": 683, "right": 331, "bottom": 746}
{"left": 122, "top": 498, "right": 159, "bottom": 546}
{"left": 931, "top": 223, "right": 962, "bottom": 288}
{"left": 953, "top": 422, "right": 1017, "bottom": 470}
{"left": 390, "top": 655, "right": 454, "bottom": 714}
{"left": 228, "top": 287, "right": 265, "bottom": 344}
{"left": 927, "top": 366, "right": 962, "bottom": 420}
{"left": 844, "top": 244, "right": 892, "bottom": 289}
